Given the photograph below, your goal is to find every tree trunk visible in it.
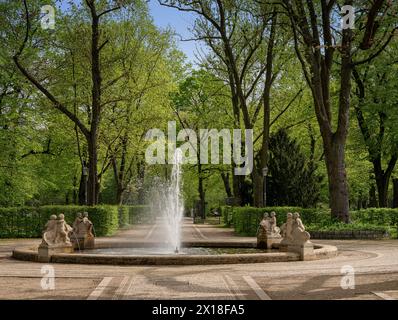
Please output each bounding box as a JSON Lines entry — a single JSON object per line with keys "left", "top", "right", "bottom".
{"left": 324, "top": 139, "right": 350, "bottom": 222}
{"left": 375, "top": 175, "right": 389, "bottom": 208}
{"left": 197, "top": 163, "right": 206, "bottom": 219}
{"left": 253, "top": 12, "right": 276, "bottom": 208}
{"left": 373, "top": 155, "right": 397, "bottom": 208}
{"left": 393, "top": 178, "right": 398, "bottom": 208}
{"left": 78, "top": 168, "right": 86, "bottom": 205}
{"left": 87, "top": 135, "right": 99, "bottom": 205}
{"left": 137, "top": 160, "right": 146, "bottom": 205}
{"left": 369, "top": 184, "right": 378, "bottom": 207}
{"left": 86, "top": 3, "right": 102, "bottom": 205}
{"left": 221, "top": 172, "right": 232, "bottom": 198}
{"left": 232, "top": 168, "right": 244, "bottom": 206}
{"left": 72, "top": 174, "right": 78, "bottom": 204}
{"left": 252, "top": 167, "right": 264, "bottom": 207}
{"left": 285, "top": 0, "right": 352, "bottom": 222}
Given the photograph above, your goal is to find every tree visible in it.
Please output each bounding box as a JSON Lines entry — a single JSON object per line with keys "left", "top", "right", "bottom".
{"left": 172, "top": 69, "right": 233, "bottom": 217}
{"left": 267, "top": 129, "right": 323, "bottom": 207}
{"left": 11, "top": 0, "right": 127, "bottom": 205}
{"left": 352, "top": 42, "right": 398, "bottom": 207}
{"left": 282, "top": 0, "right": 397, "bottom": 221}
{"left": 160, "top": 0, "right": 302, "bottom": 207}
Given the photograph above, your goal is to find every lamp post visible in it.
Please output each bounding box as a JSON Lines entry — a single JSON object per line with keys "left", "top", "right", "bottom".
{"left": 262, "top": 166, "right": 268, "bottom": 207}
{"left": 82, "top": 165, "right": 88, "bottom": 205}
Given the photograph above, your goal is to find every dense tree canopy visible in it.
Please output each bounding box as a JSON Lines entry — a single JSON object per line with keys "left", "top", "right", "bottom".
{"left": 0, "top": 0, "right": 398, "bottom": 222}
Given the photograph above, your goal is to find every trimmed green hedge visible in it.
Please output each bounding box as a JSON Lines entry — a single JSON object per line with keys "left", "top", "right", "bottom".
{"left": 222, "top": 206, "right": 398, "bottom": 237}
{"left": 351, "top": 208, "right": 398, "bottom": 226}
{"left": 126, "top": 205, "right": 154, "bottom": 224}
{"left": 226, "top": 206, "right": 329, "bottom": 236}
{"left": 0, "top": 205, "right": 151, "bottom": 238}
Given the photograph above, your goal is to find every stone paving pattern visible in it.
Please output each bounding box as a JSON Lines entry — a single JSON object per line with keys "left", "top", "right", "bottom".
{"left": 0, "top": 219, "right": 397, "bottom": 300}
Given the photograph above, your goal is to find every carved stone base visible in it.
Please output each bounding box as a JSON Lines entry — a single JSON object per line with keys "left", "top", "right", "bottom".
{"left": 38, "top": 244, "right": 74, "bottom": 262}
{"left": 84, "top": 235, "right": 95, "bottom": 249}
{"left": 287, "top": 242, "right": 315, "bottom": 261}
{"left": 71, "top": 236, "right": 95, "bottom": 250}
{"left": 257, "top": 235, "right": 281, "bottom": 249}
{"left": 278, "top": 242, "right": 289, "bottom": 252}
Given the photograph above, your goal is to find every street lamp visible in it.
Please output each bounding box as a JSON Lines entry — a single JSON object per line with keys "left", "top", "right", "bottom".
{"left": 262, "top": 166, "right": 268, "bottom": 207}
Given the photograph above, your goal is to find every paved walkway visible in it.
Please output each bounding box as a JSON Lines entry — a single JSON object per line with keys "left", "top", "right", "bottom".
{"left": 0, "top": 218, "right": 397, "bottom": 300}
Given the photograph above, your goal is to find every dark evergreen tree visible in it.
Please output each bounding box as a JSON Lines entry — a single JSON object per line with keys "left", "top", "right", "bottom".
{"left": 267, "top": 129, "right": 323, "bottom": 207}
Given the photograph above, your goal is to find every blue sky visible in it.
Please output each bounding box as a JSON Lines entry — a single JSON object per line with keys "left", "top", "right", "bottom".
{"left": 148, "top": 1, "right": 199, "bottom": 64}
{"left": 59, "top": 0, "right": 200, "bottom": 64}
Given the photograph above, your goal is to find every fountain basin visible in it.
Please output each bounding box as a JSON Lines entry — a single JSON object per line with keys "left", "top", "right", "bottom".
{"left": 12, "top": 240, "right": 338, "bottom": 265}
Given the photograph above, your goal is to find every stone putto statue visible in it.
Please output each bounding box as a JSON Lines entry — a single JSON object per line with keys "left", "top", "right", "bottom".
{"left": 281, "top": 212, "right": 311, "bottom": 246}
{"left": 71, "top": 212, "right": 95, "bottom": 249}
{"left": 55, "top": 214, "right": 73, "bottom": 245}
{"left": 42, "top": 214, "right": 58, "bottom": 246}
{"left": 41, "top": 214, "right": 73, "bottom": 247}
{"left": 280, "top": 212, "right": 294, "bottom": 243}
{"left": 82, "top": 212, "right": 94, "bottom": 238}
{"left": 72, "top": 212, "right": 84, "bottom": 237}
{"left": 291, "top": 212, "right": 310, "bottom": 244}
{"left": 259, "top": 212, "right": 271, "bottom": 234}
{"left": 269, "top": 212, "right": 281, "bottom": 236}
{"left": 257, "top": 212, "right": 281, "bottom": 249}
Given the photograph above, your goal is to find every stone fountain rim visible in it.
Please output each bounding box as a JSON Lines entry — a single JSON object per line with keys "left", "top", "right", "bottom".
{"left": 11, "top": 241, "right": 338, "bottom": 265}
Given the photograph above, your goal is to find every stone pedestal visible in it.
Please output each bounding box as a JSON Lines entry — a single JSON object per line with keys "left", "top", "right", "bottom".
{"left": 278, "top": 242, "right": 289, "bottom": 252}
{"left": 84, "top": 234, "right": 95, "bottom": 249}
{"left": 38, "top": 244, "right": 74, "bottom": 263}
{"left": 287, "top": 242, "right": 315, "bottom": 261}
{"left": 71, "top": 235, "right": 95, "bottom": 250}
{"left": 257, "top": 235, "right": 281, "bottom": 249}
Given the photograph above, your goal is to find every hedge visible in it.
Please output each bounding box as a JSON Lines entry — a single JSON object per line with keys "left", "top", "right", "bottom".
{"left": 351, "top": 208, "right": 398, "bottom": 226}
{"left": 126, "top": 205, "right": 154, "bottom": 224}
{"left": 222, "top": 206, "right": 398, "bottom": 237}
{"left": 0, "top": 205, "right": 151, "bottom": 238}
{"left": 224, "top": 206, "right": 329, "bottom": 236}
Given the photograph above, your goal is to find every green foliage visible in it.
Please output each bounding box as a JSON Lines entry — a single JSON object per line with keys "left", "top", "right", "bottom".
{"left": 306, "top": 222, "right": 391, "bottom": 233}
{"left": 267, "top": 129, "right": 323, "bottom": 207}
{"left": 350, "top": 208, "right": 398, "bottom": 226}
{"left": 0, "top": 205, "right": 151, "bottom": 238}
{"left": 221, "top": 206, "right": 234, "bottom": 226}
{"left": 224, "top": 206, "right": 329, "bottom": 236}
{"left": 118, "top": 206, "right": 130, "bottom": 228}
{"left": 125, "top": 205, "right": 153, "bottom": 224}
{"left": 223, "top": 206, "right": 398, "bottom": 237}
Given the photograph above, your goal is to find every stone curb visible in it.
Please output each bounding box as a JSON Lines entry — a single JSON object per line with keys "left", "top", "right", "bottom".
{"left": 11, "top": 241, "right": 338, "bottom": 265}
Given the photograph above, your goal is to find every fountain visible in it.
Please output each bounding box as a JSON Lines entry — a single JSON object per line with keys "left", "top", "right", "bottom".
{"left": 12, "top": 149, "right": 338, "bottom": 265}
{"left": 160, "top": 148, "right": 184, "bottom": 254}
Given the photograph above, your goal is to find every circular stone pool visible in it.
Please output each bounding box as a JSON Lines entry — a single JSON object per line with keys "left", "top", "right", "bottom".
{"left": 12, "top": 240, "right": 338, "bottom": 265}
{"left": 78, "top": 247, "right": 277, "bottom": 256}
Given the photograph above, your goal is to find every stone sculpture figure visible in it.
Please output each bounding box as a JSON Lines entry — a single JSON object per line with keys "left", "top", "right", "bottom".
{"left": 72, "top": 212, "right": 84, "bottom": 237}
{"left": 55, "top": 214, "right": 73, "bottom": 246}
{"left": 269, "top": 212, "right": 281, "bottom": 236}
{"left": 281, "top": 212, "right": 313, "bottom": 260}
{"left": 42, "top": 215, "right": 58, "bottom": 246}
{"left": 82, "top": 212, "right": 94, "bottom": 237}
{"left": 257, "top": 212, "right": 281, "bottom": 249}
{"left": 291, "top": 212, "right": 310, "bottom": 244}
{"left": 259, "top": 212, "right": 271, "bottom": 233}
{"left": 280, "top": 212, "right": 294, "bottom": 243}
{"left": 39, "top": 214, "right": 74, "bottom": 262}
{"left": 70, "top": 212, "right": 95, "bottom": 249}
